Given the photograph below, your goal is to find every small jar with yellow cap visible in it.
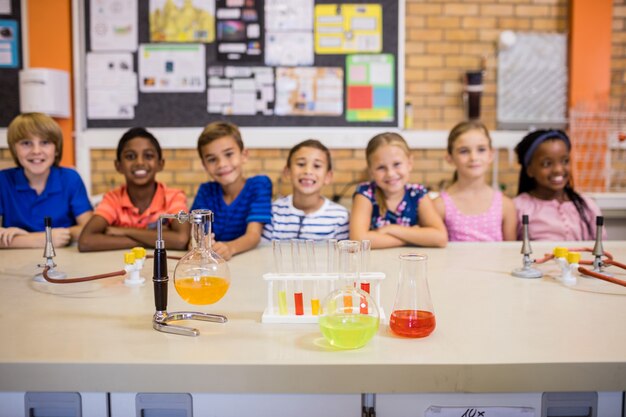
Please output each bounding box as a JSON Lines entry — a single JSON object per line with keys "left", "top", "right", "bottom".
{"left": 124, "top": 250, "right": 146, "bottom": 286}
{"left": 562, "top": 252, "right": 581, "bottom": 286}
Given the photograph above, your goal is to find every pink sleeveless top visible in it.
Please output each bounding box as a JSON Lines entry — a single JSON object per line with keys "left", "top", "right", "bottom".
{"left": 441, "top": 190, "right": 503, "bottom": 242}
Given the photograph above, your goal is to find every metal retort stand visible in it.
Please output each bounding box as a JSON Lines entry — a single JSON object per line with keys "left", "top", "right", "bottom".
{"left": 152, "top": 210, "right": 227, "bottom": 337}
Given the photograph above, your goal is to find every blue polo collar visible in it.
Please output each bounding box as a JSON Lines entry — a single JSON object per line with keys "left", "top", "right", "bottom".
{"left": 14, "top": 166, "right": 63, "bottom": 195}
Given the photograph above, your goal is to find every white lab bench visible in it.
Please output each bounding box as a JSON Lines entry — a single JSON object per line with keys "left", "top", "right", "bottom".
{"left": 0, "top": 242, "right": 625, "bottom": 416}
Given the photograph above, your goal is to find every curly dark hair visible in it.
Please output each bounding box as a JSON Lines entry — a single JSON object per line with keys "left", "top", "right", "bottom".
{"left": 514, "top": 129, "right": 592, "bottom": 236}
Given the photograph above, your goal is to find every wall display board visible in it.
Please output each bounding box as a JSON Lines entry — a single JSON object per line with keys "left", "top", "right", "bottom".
{"left": 0, "top": 0, "right": 22, "bottom": 127}
{"left": 81, "top": 0, "right": 400, "bottom": 129}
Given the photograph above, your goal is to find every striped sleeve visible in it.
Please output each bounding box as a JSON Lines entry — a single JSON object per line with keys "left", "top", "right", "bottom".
{"left": 334, "top": 214, "right": 350, "bottom": 240}
{"left": 261, "top": 203, "right": 277, "bottom": 241}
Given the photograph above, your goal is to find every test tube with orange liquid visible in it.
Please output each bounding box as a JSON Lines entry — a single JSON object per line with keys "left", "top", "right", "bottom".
{"left": 306, "top": 240, "right": 320, "bottom": 315}
{"left": 337, "top": 240, "right": 360, "bottom": 311}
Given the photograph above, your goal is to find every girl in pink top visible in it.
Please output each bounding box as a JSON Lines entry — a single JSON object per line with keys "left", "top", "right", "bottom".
{"left": 433, "top": 121, "right": 517, "bottom": 241}
{"left": 513, "top": 129, "right": 602, "bottom": 241}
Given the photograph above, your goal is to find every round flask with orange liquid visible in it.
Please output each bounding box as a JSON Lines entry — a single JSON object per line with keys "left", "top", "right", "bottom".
{"left": 173, "top": 210, "right": 230, "bottom": 305}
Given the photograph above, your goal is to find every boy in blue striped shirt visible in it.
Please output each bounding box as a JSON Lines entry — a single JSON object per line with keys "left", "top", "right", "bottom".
{"left": 262, "top": 139, "right": 349, "bottom": 241}
{"left": 192, "top": 122, "right": 272, "bottom": 259}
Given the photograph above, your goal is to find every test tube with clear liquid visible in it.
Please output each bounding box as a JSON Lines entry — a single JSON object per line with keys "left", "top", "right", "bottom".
{"left": 273, "top": 240, "right": 288, "bottom": 315}
{"left": 359, "top": 240, "right": 371, "bottom": 314}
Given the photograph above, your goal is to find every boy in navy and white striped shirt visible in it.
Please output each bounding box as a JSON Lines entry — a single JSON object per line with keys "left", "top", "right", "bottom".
{"left": 262, "top": 140, "right": 349, "bottom": 241}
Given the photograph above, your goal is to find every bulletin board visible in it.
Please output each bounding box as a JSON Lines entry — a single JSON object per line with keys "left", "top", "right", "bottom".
{"left": 80, "top": 0, "right": 400, "bottom": 129}
{"left": 0, "top": 0, "right": 22, "bottom": 127}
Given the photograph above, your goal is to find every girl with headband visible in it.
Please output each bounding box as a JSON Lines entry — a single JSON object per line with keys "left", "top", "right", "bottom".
{"left": 514, "top": 129, "right": 603, "bottom": 241}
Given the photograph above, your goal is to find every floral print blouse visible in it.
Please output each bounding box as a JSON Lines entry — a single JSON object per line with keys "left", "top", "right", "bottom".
{"left": 354, "top": 181, "right": 428, "bottom": 230}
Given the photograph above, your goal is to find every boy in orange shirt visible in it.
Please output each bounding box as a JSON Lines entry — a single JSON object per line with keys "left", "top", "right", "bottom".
{"left": 78, "top": 128, "right": 190, "bottom": 252}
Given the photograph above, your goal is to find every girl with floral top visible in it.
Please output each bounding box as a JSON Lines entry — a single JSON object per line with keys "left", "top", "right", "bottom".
{"left": 349, "top": 132, "right": 447, "bottom": 249}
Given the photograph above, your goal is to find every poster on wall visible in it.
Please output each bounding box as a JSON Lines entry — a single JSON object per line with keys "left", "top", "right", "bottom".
{"left": 149, "top": 0, "right": 215, "bottom": 42}
{"left": 314, "top": 3, "right": 382, "bottom": 54}
{"left": 90, "top": 0, "right": 138, "bottom": 52}
{"left": 207, "top": 66, "right": 274, "bottom": 115}
{"left": 87, "top": 52, "right": 137, "bottom": 119}
{"left": 0, "top": 1, "right": 11, "bottom": 14}
{"left": 275, "top": 67, "right": 343, "bottom": 116}
{"left": 346, "top": 54, "right": 394, "bottom": 122}
{"left": 215, "top": 0, "right": 264, "bottom": 62}
{"left": 265, "top": 0, "right": 313, "bottom": 66}
{"left": 138, "top": 43, "right": 205, "bottom": 92}
{"left": 0, "top": 19, "right": 19, "bottom": 68}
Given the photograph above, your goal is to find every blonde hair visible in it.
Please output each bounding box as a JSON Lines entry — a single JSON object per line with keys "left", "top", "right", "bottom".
{"left": 197, "top": 121, "right": 244, "bottom": 158}
{"left": 7, "top": 113, "right": 63, "bottom": 167}
{"left": 365, "top": 132, "right": 411, "bottom": 216}
{"left": 446, "top": 120, "right": 492, "bottom": 183}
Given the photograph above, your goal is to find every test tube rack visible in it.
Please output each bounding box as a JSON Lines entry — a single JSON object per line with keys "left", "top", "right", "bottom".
{"left": 261, "top": 271, "right": 386, "bottom": 324}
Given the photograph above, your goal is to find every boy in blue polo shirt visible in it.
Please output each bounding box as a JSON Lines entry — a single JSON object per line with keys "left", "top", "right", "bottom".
{"left": 0, "top": 113, "right": 93, "bottom": 248}
{"left": 191, "top": 121, "right": 272, "bottom": 260}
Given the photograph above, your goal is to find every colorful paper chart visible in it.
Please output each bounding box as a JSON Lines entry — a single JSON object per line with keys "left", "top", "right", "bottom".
{"left": 346, "top": 54, "right": 394, "bottom": 122}
{"left": 149, "top": 0, "right": 215, "bottom": 43}
{"left": 314, "top": 4, "right": 382, "bottom": 54}
{"left": 275, "top": 67, "right": 343, "bottom": 116}
{"left": 215, "top": 0, "right": 264, "bottom": 63}
{"left": 0, "top": 19, "right": 19, "bottom": 68}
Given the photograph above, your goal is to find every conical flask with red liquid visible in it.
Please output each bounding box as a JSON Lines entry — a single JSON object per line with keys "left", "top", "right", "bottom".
{"left": 389, "top": 254, "right": 436, "bottom": 338}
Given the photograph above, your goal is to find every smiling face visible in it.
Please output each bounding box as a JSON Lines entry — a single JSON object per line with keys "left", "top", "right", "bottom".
{"left": 115, "top": 136, "right": 164, "bottom": 187}
{"left": 285, "top": 146, "right": 332, "bottom": 197}
{"left": 525, "top": 139, "right": 570, "bottom": 196}
{"left": 200, "top": 136, "right": 248, "bottom": 187}
{"left": 368, "top": 144, "right": 413, "bottom": 198}
{"left": 447, "top": 129, "right": 493, "bottom": 180}
{"left": 14, "top": 135, "right": 57, "bottom": 179}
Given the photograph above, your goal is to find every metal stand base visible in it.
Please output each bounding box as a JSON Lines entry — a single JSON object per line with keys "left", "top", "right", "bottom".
{"left": 34, "top": 267, "right": 67, "bottom": 282}
{"left": 153, "top": 311, "right": 227, "bottom": 336}
{"left": 512, "top": 267, "right": 543, "bottom": 279}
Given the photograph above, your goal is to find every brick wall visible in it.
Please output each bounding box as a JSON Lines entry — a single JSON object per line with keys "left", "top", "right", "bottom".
{"left": 405, "top": 0, "right": 568, "bottom": 130}
{"left": 2, "top": 0, "right": 623, "bottom": 202}
{"left": 88, "top": 147, "right": 522, "bottom": 202}
{"left": 0, "top": 149, "right": 13, "bottom": 171}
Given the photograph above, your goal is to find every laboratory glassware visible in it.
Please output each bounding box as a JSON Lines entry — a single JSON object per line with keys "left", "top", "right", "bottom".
{"left": 173, "top": 210, "right": 231, "bottom": 305}
{"left": 319, "top": 240, "right": 380, "bottom": 349}
{"left": 153, "top": 210, "right": 228, "bottom": 337}
{"left": 389, "top": 253, "right": 436, "bottom": 338}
